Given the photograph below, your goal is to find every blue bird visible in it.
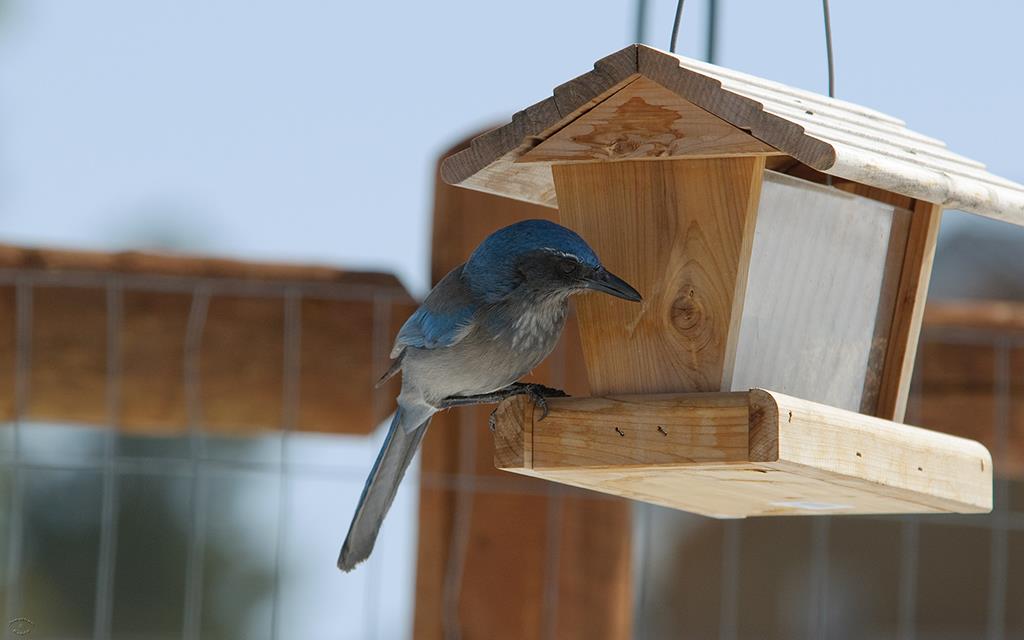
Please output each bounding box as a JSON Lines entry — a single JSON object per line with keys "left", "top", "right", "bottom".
{"left": 338, "top": 219, "right": 641, "bottom": 571}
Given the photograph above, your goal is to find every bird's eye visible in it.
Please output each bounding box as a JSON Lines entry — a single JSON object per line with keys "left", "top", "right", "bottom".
{"left": 558, "top": 257, "right": 579, "bottom": 276}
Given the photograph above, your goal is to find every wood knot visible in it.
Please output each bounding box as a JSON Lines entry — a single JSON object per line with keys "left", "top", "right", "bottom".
{"left": 609, "top": 139, "right": 639, "bottom": 155}
{"left": 670, "top": 285, "right": 714, "bottom": 348}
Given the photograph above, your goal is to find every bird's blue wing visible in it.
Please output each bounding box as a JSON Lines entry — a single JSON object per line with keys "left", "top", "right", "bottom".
{"left": 394, "top": 304, "right": 474, "bottom": 353}
{"left": 391, "top": 265, "right": 476, "bottom": 356}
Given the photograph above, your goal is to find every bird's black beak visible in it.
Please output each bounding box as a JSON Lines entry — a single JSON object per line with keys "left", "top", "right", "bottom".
{"left": 584, "top": 269, "right": 642, "bottom": 302}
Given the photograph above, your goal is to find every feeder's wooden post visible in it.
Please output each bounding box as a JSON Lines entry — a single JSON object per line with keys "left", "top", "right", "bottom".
{"left": 552, "top": 157, "right": 765, "bottom": 395}
{"left": 876, "top": 200, "right": 943, "bottom": 421}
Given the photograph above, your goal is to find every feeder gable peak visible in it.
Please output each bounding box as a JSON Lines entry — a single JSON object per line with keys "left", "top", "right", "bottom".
{"left": 443, "top": 44, "right": 1024, "bottom": 227}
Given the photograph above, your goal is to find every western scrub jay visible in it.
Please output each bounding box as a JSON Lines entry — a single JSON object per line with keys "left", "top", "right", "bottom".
{"left": 338, "top": 219, "right": 641, "bottom": 571}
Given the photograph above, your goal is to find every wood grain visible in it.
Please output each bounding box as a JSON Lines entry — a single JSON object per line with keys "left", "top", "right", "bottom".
{"left": 119, "top": 290, "right": 192, "bottom": 431}
{"left": 29, "top": 287, "right": 108, "bottom": 423}
{"left": 876, "top": 200, "right": 944, "bottom": 421}
{"left": 0, "top": 288, "right": 14, "bottom": 420}
{"left": 441, "top": 46, "right": 639, "bottom": 210}
{"left": 834, "top": 179, "right": 916, "bottom": 211}
{"left": 443, "top": 43, "right": 1024, "bottom": 225}
{"left": 493, "top": 389, "right": 993, "bottom": 517}
{"left": 493, "top": 395, "right": 532, "bottom": 469}
{"left": 914, "top": 332, "right": 1024, "bottom": 478}
{"left": 519, "top": 76, "right": 780, "bottom": 163}
{"left": 766, "top": 156, "right": 918, "bottom": 210}
{"left": 529, "top": 394, "right": 749, "bottom": 468}
{"left": 924, "top": 300, "right": 1024, "bottom": 334}
{"left": 0, "top": 264, "right": 413, "bottom": 434}
{"left": 764, "top": 389, "right": 991, "bottom": 512}
{"left": 636, "top": 45, "right": 1024, "bottom": 225}
{"left": 552, "top": 157, "right": 764, "bottom": 395}
{"left": 553, "top": 495, "right": 633, "bottom": 639}
{"left": 0, "top": 243, "right": 400, "bottom": 285}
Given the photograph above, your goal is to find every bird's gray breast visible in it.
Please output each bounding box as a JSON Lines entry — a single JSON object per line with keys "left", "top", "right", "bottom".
{"left": 401, "top": 295, "right": 569, "bottom": 403}
{"left": 505, "top": 299, "right": 569, "bottom": 353}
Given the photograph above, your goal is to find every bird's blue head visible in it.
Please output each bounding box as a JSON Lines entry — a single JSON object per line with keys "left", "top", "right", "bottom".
{"left": 462, "top": 219, "right": 642, "bottom": 304}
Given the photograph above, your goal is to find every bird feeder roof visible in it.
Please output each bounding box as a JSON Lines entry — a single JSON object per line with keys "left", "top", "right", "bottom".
{"left": 442, "top": 44, "right": 1024, "bottom": 227}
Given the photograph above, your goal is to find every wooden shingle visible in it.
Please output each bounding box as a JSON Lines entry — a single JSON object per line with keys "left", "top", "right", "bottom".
{"left": 443, "top": 44, "right": 1024, "bottom": 226}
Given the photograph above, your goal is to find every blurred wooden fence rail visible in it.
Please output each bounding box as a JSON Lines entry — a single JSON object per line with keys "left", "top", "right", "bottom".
{"left": 919, "top": 301, "right": 1024, "bottom": 477}
{"left": 0, "top": 245, "right": 415, "bottom": 434}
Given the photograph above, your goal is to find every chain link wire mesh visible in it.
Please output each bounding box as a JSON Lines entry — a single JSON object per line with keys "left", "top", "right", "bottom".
{"left": 0, "top": 264, "right": 1020, "bottom": 639}
{"left": 0, "top": 269, "right": 417, "bottom": 639}
{"left": 632, "top": 323, "right": 1024, "bottom": 639}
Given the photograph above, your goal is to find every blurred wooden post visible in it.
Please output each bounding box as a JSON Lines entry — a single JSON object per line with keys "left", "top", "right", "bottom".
{"left": 412, "top": 140, "right": 632, "bottom": 640}
{"left": 919, "top": 301, "right": 1024, "bottom": 476}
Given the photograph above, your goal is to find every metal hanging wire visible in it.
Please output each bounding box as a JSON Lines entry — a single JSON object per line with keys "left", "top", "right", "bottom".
{"left": 669, "top": 0, "right": 685, "bottom": 53}
{"left": 822, "top": 0, "right": 836, "bottom": 188}
{"left": 635, "top": 0, "right": 647, "bottom": 43}
{"left": 822, "top": 0, "right": 835, "bottom": 98}
{"left": 705, "top": 0, "right": 718, "bottom": 63}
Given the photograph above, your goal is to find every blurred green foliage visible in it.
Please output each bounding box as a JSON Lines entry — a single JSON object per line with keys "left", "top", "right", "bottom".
{"left": 0, "top": 431, "right": 276, "bottom": 640}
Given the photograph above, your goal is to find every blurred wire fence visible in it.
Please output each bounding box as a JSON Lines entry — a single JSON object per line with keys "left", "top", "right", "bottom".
{"left": 0, "top": 262, "right": 418, "bottom": 640}
{"left": 633, "top": 312, "right": 1024, "bottom": 640}
{"left": 0, "top": 259, "right": 1021, "bottom": 640}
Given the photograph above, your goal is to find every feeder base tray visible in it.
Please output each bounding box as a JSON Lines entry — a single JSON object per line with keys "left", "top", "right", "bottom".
{"left": 491, "top": 389, "right": 991, "bottom": 517}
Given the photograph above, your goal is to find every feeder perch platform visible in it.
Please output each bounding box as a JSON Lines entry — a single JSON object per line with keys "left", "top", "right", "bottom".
{"left": 492, "top": 390, "right": 992, "bottom": 517}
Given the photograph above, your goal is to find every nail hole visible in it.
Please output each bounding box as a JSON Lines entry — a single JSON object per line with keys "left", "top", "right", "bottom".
{"left": 856, "top": 452, "right": 862, "bottom": 458}
{"left": 805, "top": 109, "right": 814, "bottom": 115}
{"left": 917, "top": 466, "right": 923, "bottom": 472}
{"left": 657, "top": 426, "right": 668, "bottom": 436}
{"left": 615, "top": 427, "right": 625, "bottom": 437}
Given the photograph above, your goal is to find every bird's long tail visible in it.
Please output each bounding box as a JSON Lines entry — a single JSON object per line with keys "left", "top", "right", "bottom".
{"left": 338, "top": 407, "right": 431, "bottom": 572}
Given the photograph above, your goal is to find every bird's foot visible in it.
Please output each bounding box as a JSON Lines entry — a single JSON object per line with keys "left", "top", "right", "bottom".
{"left": 438, "top": 383, "right": 568, "bottom": 433}
{"left": 506, "top": 382, "right": 569, "bottom": 421}
{"left": 486, "top": 383, "right": 569, "bottom": 432}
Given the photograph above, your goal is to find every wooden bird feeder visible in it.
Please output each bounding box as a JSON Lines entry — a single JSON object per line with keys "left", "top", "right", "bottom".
{"left": 440, "top": 45, "right": 1024, "bottom": 517}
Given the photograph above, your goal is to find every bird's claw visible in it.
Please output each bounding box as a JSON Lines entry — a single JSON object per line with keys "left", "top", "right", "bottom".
{"left": 440, "top": 383, "right": 568, "bottom": 432}
{"left": 533, "top": 393, "right": 550, "bottom": 421}
{"left": 487, "top": 383, "right": 569, "bottom": 431}
{"left": 514, "top": 383, "right": 568, "bottom": 423}
{"left": 521, "top": 383, "right": 569, "bottom": 399}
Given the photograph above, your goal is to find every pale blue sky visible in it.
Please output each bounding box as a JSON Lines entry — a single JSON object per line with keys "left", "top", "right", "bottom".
{"left": 2, "top": 2, "right": 1022, "bottom": 636}
{"left": 2, "top": 1, "right": 1021, "bottom": 295}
